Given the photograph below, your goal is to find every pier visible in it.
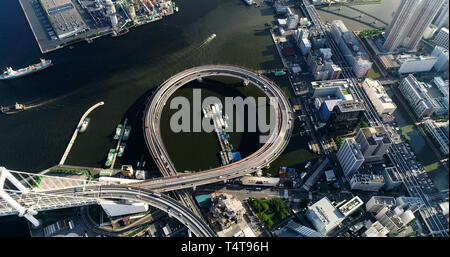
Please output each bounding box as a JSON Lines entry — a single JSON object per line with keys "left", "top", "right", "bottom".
{"left": 203, "top": 104, "right": 237, "bottom": 166}
{"left": 59, "top": 101, "right": 104, "bottom": 165}
{"left": 110, "top": 118, "right": 128, "bottom": 169}
{"left": 269, "top": 28, "right": 289, "bottom": 69}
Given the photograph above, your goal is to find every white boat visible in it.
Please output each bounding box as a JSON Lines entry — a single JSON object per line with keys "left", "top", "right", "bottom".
{"left": 79, "top": 117, "right": 90, "bottom": 133}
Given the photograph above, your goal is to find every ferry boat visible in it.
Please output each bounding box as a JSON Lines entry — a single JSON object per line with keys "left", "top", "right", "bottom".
{"left": 122, "top": 125, "right": 132, "bottom": 141}
{"left": 0, "top": 59, "right": 52, "bottom": 80}
{"left": 105, "top": 149, "right": 115, "bottom": 166}
{"left": 117, "top": 143, "right": 126, "bottom": 157}
{"left": 79, "top": 117, "right": 90, "bottom": 133}
{"left": 1, "top": 102, "right": 25, "bottom": 114}
{"left": 114, "top": 124, "right": 123, "bottom": 140}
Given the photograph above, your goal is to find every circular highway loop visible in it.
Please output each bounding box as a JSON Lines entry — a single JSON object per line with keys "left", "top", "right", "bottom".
{"left": 141, "top": 64, "right": 294, "bottom": 192}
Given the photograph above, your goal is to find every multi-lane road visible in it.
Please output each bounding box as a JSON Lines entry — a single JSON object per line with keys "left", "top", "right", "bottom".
{"left": 0, "top": 184, "right": 215, "bottom": 237}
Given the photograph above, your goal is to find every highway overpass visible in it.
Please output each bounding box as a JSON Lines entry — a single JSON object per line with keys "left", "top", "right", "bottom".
{"left": 140, "top": 65, "right": 294, "bottom": 192}
{"left": 0, "top": 65, "right": 294, "bottom": 237}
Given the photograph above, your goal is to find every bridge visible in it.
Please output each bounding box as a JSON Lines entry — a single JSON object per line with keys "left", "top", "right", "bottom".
{"left": 0, "top": 168, "right": 215, "bottom": 237}
{"left": 0, "top": 65, "right": 294, "bottom": 237}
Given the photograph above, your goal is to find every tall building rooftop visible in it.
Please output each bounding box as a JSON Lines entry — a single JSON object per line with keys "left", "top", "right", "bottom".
{"left": 346, "top": 138, "right": 365, "bottom": 160}
{"left": 372, "top": 196, "right": 396, "bottom": 207}
{"left": 360, "top": 127, "right": 391, "bottom": 145}
{"left": 363, "top": 79, "right": 397, "bottom": 111}
{"left": 384, "top": 167, "right": 402, "bottom": 183}
{"left": 335, "top": 100, "right": 365, "bottom": 113}
{"left": 396, "top": 54, "right": 438, "bottom": 64}
{"left": 338, "top": 196, "right": 364, "bottom": 217}
{"left": 351, "top": 173, "right": 385, "bottom": 184}
{"left": 307, "top": 197, "right": 344, "bottom": 235}
{"left": 311, "top": 79, "right": 354, "bottom": 100}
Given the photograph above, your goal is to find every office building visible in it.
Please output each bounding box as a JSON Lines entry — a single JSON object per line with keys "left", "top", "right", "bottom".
{"left": 274, "top": 1, "right": 292, "bottom": 15}
{"left": 396, "top": 197, "right": 424, "bottom": 213}
{"left": 286, "top": 14, "right": 299, "bottom": 30}
{"left": 306, "top": 197, "right": 345, "bottom": 236}
{"left": 331, "top": 20, "right": 372, "bottom": 77}
{"left": 273, "top": 220, "right": 325, "bottom": 237}
{"left": 433, "top": 77, "right": 449, "bottom": 97}
{"left": 311, "top": 79, "right": 354, "bottom": 99}
{"left": 349, "top": 173, "right": 385, "bottom": 192}
{"left": 433, "top": 0, "right": 449, "bottom": 29}
{"left": 362, "top": 78, "right": 397, "bottom": 116}
{"left": 384, "top": 0, "right": 445, "bottom": 51}
{"left": 338, "top": 196, "right": 364, "bottom": 217}
{"left": 382, "top": 167, "right": 403, "bottom": 191}
{"left": 310, "top": 29, "right": 327, "bottom": 49}
{"left": 366, "top": 196, "right": 396, "bottom": 213}
{"left": 355, "top": 127, "right": 392, "bottom": 163}
{"left": 337, "top": 138, "right": 365, "bottom": 179}
{"left": 302, "top": 158, "right": 330, "bottom": 192}
{"left": 307, "top": 48, "right": 341, "bottom": 80}
{"left": 362, "top": 221, "right": 390, "bottom": 237}
{"left": 398, "top": 75, "right": 437, "bottom": 119}
{"left": 431, "top": 46, "right": 449, "bottom": 72}
{"left": 423, "top": 120, "right": 449, "bottom": 155}
{"left": 296, "top": 29, "right": 311, "bottom": 56}
{"left": 434, "top": 27, "right": 449, "bottom": 50}
{"left": 375, "top": 206, "right": 415, "bottom": 234}
{"left": 326, "top": 100, "right": 365, "bottom": 133}
{"left": 396, "top": 54, "right": 438, "bottom": 74}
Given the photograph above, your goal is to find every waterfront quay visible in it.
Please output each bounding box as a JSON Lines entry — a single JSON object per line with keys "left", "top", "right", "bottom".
{"left": 18, "top": 0, "right": 177, "bottom": 53}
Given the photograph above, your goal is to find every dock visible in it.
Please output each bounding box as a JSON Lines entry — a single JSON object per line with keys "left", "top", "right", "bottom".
{"left": 203, "top": 104, "right": 239, "bottom": 166}
{"left": 110, "top": 118, "right": 128, "bottom": 169}
{"left": 59, "top": 101, "right": 104, "bottom": 165}
{"left": 269, "top": 28, "right": 290, "bottom": 69}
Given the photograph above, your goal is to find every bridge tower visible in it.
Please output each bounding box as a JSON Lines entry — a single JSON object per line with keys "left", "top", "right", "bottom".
{"left": 0, "top": 167, "right": 40, "bottom": 227}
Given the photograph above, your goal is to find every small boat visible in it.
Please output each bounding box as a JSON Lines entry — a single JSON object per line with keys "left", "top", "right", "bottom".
{"left": 114, "top": 124, "right": 123, "bottom": 140}
{"left": 79, "top": 117, "right": 90, "bottom": 133}
{"left": 117, "top": 143, "right": 126, "bottom": 157}
{"left": 1, "top": 102, "right": 25, "bottom": 114}
{"left": 105, "top": 149, "right": 116, "bottom": 166}
{"left": 122, "top": 125, "right": 132, "bottom": 141}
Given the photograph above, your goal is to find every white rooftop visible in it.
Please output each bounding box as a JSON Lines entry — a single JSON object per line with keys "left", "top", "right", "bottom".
{"left": 307, "top": 197, "right": 344, "bottom": 233}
